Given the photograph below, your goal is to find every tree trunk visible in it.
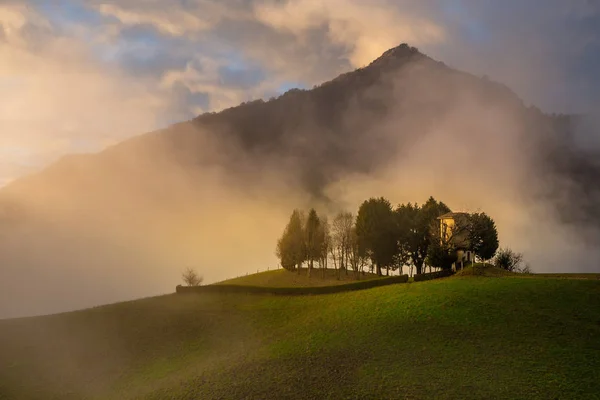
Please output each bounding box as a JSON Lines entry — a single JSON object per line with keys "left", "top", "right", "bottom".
{"left": 331, "top": 248, "right": 338, "bottom": 279}
{"left": 415, "top": 261, "right": 424, "bottom": 275}
{"left": 344, "top": 251, "right": 348, "bottom": 275}
{"left": 386, "top": 266, "right": 389, "bottom": 276}
{"left": 376, "top": 263, "right": 382, "bottom": 276}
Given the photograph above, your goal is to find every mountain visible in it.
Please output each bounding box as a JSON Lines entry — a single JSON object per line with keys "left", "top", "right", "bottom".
{"left": 1, "top": 43, "right": 599, "bottom": 318}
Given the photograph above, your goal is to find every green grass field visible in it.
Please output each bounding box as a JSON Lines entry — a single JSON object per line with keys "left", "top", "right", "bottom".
{"left": 530, "top": 273, "right": 600, "bottom": 280}
{"left": 214, "top": 267, "right": 382, "bottom": 287}
{"left": 1, "top": 274, "right": 599, "bottom": 399}
{"left": 457, "top": 264, "right": 600, "bottom": 280}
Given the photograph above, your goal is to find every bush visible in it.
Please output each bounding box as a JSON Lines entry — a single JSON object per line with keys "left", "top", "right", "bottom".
{"left": 493, "top": 248, "right": 524, "bottom": 272}
{"left": 176, "top": 275, "right": 409, "bottom": 295}
{"left": 182, "top": 268, "right": 203, "bottom": 286}
{"left": 413, "top": 270, "right": 454, "bottom": 282}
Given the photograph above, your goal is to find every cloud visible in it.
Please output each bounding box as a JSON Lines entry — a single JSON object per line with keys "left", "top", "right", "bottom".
{"left": 0, "top": 1, "right": 270, "bottom": 185}
{"left": 253, "top": 0, "right": 445, "bottom": 68}
{"left": 428, "top": 0, "right": 600, "bottom": 113}
{"left": 94, "top": 2, "right": 213, "bottom": 36}
{"left": 0, "top": 3, "right": 174, "bottom": 181}
{"left": 3, "top": 0, "right": 600, "bottom": 187}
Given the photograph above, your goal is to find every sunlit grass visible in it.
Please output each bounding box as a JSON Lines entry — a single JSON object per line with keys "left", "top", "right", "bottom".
{"left": 214, "top": 267, "right": 382, "bottom": 287}
{"left": 1, "top": 275, "right": 599, "bottom": 399}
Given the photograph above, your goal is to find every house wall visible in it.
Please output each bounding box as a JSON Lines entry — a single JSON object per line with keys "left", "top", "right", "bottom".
{"left": 440, "top": 215, "right": 470, "bottom": 249}
{"left": 440, "top": 217, "right": 455, "bottom": 241}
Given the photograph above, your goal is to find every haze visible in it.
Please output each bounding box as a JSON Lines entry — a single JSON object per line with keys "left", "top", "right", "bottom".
{"left": 1, "top": 1, "right": 600, "bottom": 319}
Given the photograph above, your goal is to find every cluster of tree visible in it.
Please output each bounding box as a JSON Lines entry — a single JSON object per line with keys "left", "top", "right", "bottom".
{"left": 276, "top": 196, "right": 499, "bottom": 278}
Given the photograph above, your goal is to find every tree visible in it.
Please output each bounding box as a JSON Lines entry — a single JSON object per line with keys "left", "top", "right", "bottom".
{"left": 394, "top": 203, "right": 419, "bottom": 275}
{"left": 331, "top": 211, "right": 354, "bottom": 279}
{"left": 348, "top": 226, "right": 368, "bottom": 278}
{"left": 304, "top": 208, "right": 322, "bottom": 278}
{"left": 410, "top": 197, "right": 451, "bottom": 275}
{"left": 317, "top": 216, "right": 331, "bottom": 278}
{"left": 355, "top": 197, "right": 397, "bottom": 276}
{"left": 494, "top": 248, "right": 525, "bottom": 272}
{"left": 182, "top": 268, "right": 203, "bottom": 286}
{"left": 468, "top": 212, "right": 499, "bottom": 261}
{"left": 276, "top": 209, "right": 306, "bottom": 272}
{"left": 425, "top": 239, "right": 457, "bottom": 270}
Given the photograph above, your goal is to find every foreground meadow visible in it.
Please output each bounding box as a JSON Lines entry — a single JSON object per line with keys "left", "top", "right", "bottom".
{"left": 1, "top": 275, "right": 599, "bottom": 399}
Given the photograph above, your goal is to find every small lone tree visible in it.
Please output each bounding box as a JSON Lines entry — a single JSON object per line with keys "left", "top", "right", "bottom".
{"left": 493, "top": 248, "right": 524, "bottom": 272}
{"left": 182, "top": 268, "right": 203, "bottom": 286}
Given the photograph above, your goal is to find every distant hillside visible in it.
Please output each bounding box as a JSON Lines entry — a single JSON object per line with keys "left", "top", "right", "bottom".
{"left": 1, "top": 43, "right": 599, "bottom": 318}
{"left": 4, "top": 44, "right": 597, "bottom": 224}
{"left": 0, "top": 45, "right": 561, "bottom": 202}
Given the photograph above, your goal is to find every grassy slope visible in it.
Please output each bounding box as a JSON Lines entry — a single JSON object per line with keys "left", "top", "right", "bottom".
{"left": 532, "top": 273, "right": 600, "bottom": 279}
{"left": 215, "top": 267, "right": 382, "bottom": 287}
{"left": 457, "top": 264, "right": 600, "bottom": 280}
{"left": 1, "top": 276, "right": 600, "bottom": 399}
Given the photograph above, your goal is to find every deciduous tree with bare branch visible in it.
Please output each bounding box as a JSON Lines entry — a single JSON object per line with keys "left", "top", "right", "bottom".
{"left": 331, "top": 211, "right": 354, "bottom": 279}
{"left": 317, "top": 216, "right": 331, "bottom": 278}
{"left": 182, "top": 268, "right": 203, "bottom": 286}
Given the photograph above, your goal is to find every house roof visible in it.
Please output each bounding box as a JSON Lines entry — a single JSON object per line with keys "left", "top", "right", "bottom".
{"left": 437, "top": 212, "right": 469, "bottom": 220}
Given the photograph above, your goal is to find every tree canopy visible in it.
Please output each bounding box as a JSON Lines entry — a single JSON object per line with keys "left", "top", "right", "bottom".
{"left": 276, "top": 209, "right": 306, "bottom": 271}
{"left": 355, "top": 198, "right": 397, "bottom": 276}
{"left": 304, "top": 208, "right": 322, "bottom": 277}
{"left": 468, "top": 212, "right": 499, "bottom": 261}
{"left": 276, "top": 196, "right": 501, "bottom": 278}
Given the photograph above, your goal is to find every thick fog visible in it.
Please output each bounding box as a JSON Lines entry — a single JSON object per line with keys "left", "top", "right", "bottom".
{"left": 1, "top": 50, "right": 600, "bottom": 319}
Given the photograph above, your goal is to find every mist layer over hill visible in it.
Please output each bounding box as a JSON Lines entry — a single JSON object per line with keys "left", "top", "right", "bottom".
{"left": 1, "top": 44, "right": 599, "bottom": 318}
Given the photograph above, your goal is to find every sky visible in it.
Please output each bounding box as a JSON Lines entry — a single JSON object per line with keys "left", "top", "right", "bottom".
{"left": 1, "top": 0, "right": 600, "bottom": 187}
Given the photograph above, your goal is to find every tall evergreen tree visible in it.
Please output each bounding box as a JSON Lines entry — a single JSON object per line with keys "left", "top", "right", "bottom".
{"left": 275, "top": 209, "right": 305, "bottom": 272}
{"left": 304, "top": 208, "right": 321, "bottom": 278}
{"left": 355, "top": 197, "right": 397, "bottom": 276}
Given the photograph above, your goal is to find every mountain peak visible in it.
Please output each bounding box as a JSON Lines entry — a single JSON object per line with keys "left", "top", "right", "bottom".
{"left": 368, "top": 43, "right": 424, "bottom": 68}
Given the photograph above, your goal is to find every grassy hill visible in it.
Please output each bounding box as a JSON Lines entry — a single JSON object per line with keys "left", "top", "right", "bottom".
{"left": 456, "top": 264, "right": 600, "bottom": 279}
{"left": 214, "top": 268, "right": 382, "bottom": 287}
{"left": 1, "top": 275, "right": 599, "bottom": 399}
